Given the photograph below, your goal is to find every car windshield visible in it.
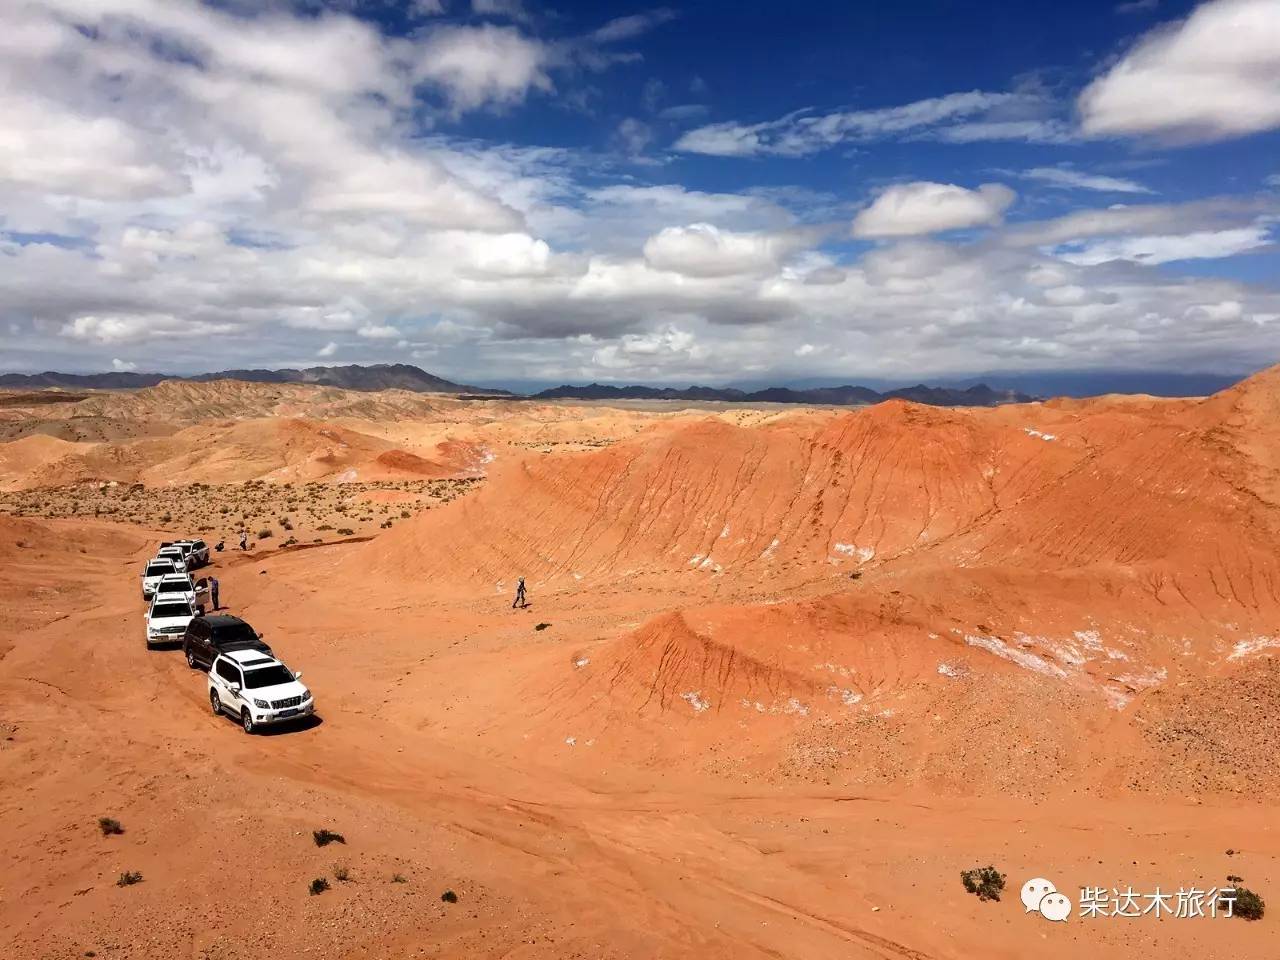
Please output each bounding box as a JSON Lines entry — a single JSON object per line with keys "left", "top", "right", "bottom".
{"left": 157, "top": 581, "right": 189, "bottom": 593}
{"left": 145, "top": 563, "right": 172, "bottom": 576}
{"left": 243, "top": 665, "right": 294, "bottom": 688}
{"left": 212, "top": 624, "right": 259, "bottom": 646}
{"left": 150, "top": 603, "right": 191, "bottom": 619}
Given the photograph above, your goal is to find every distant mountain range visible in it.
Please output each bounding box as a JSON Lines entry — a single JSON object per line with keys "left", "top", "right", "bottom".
{"left": 532, "top": 382, "right": 1035, "bottom": 407}
{"left": 0, "top": 364, "right": 1041, "bottom": 407}
{"left": 0, "top": 363, "right": 508, "bottom": 396}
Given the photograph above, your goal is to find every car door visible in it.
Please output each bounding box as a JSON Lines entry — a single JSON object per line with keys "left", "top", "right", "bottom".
{"left": 188, "top": 621, "right": 209, "bottom": 665}
{"left": 213, "top": 658, "right": 242, "bottom": 711}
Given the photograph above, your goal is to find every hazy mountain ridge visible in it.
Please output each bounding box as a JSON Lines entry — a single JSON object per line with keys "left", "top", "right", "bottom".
{"left": 0, "top": 364, "right": 507, "bottom": 396}
{"left": 533, "top": 382, "right": 1035, "bottom": 407}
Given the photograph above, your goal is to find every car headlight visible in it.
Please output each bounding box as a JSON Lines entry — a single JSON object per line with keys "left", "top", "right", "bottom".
{"left": 253, "top": 699, "right": 270, "bottom": 709}
{"left": 299, "top": 688, "right": 310, "bottom": 701}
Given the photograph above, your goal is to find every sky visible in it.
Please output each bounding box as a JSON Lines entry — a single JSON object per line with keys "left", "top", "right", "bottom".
{"left": 1, "top": 0, "right": 1279, "bottom": 389}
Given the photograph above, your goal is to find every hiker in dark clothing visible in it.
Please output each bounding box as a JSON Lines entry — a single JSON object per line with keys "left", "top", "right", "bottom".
{"left": 215, "top": 539, "right": 225, "bottom": 553}
{"left": 512, "top": 577, "right": 527, "bottom": 609}
{"left": 210, "top": 576, "right": 220, "bottom": 611}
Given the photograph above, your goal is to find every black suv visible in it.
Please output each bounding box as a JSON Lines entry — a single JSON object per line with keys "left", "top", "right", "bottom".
{"left": 183, "top": 615, "right": 272, "bottom": 671}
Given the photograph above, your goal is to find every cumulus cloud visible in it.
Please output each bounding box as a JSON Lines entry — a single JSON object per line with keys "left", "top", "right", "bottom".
{"left": 413, "top": 25, "right": 553, "bottom": 116}
{"left": 643, "top": 223, "right": 814, "bottom": 277}
{"left": 1079, "top": 0, "right": 1280, "bottom": 142}
{"left": 2, "top": 0, "right": 1279, "bottom": 386}
{"left": 852, "top": 182, "right": 1017, "bottom": 237}
{"left": 111, "top": 357, "right": 137, "bottom": 372}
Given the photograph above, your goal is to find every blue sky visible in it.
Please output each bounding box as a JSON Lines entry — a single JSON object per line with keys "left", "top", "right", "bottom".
{"left": 1, "top": 0, "right": 1278, "bottom": 388}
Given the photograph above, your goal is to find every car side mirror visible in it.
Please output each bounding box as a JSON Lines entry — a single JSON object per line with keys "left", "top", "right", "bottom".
{"left": 230, "top": 683, "right": 241, "bottom": 695}
{"left": 293, "top": 671, "right": 303, "bottom": 681}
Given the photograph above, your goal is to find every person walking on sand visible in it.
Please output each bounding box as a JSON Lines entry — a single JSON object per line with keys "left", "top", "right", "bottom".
{"left": 210, "top": 575, "right": 220, "bottom": 611}
{"left": 239, "top": 530, "right": 248, "bottom": 551}
{"left": 512, "top": 577, "right": 527, "bottom": 609}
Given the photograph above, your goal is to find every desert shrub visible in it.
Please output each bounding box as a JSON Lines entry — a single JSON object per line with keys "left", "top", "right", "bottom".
{"left": 309, "top": 877, "right": 330, "bottom": 896}
{"left": 98, "top": 817, "right": 124, "bottom": 836}
{"left": 336, "top": 527, "right": 354, "bottom": 536}
{"left": 960, "top": 865, "right": 1006, "bottom": 902}
{"left": 535, "top": 623, "right": 551, "bottom": 631}
{"left": 333, "top": 863, "right": 351, "bottom": 882}
{"left": 116, "top": 871, "right": 143, "bottom": 887}
{"left": 313, "top": 828, "right": 345, "bottom": 847}
{"left": 400, "top": 510, "right": 411, "bottom": 519}
{"left": 391, "top": 873, "right": 408, "bottom": 884}
{"left": 257, "top": 528, "right": 272, "bottom": 539}
{"left": 317, "top": 524, "right": 333, "bottom": 531}
{"left": 441, "top": 889, "right": 458, "bottom": 903}
{"left": 1225, "top": 887, "right": 1265, "bottom": 920}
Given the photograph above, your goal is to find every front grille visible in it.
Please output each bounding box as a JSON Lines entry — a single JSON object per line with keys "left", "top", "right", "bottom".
{"left": 271, "top": 696, "right": 302, "bottom": 709}
{"left": 161, "top": 625, "right": 185, "bottom": 634}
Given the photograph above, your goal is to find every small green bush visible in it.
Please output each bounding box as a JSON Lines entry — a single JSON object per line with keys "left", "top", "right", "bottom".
{"left": 1225, "top": 887, "right": 1265, "bottom": 921}
{"left": 960, "top": 865, "right": 1006, "bottom": 902}
{"left": 309, "top": 877, "right": 330, "bottom": 896}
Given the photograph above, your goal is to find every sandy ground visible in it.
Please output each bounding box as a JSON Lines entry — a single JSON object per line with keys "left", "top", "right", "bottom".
{"left": 1, "top": 378, "right": 1277, "bottom": 959}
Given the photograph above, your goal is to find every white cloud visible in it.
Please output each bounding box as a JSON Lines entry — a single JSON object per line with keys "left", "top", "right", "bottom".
{"left": 1079, "top": 0, "right": 1280, "bottom": 142}
{"left": 673, "top": 91, "right": 1046, "bottom": 157}
{"left": 414, "top": 0, "right": 448, "bottom": 15}
{"left": 591, "top": 11, "right": 679, "bottom": 44}
{"left": 2, "top": 0, "right": 1278, "bottom": 387}
{"left": 643, "top": 223, "right": 812, "bottom": 277}
{"left": 1116, "top": 0, "right": 1159, "bottom": 12}
{"left": 357, "top": 323, "right": 400, "bottom": 340}
{"left": 852, "top": 182, "right": 1016, "bottom": 237}
{"left": 1053, "top": 226, "right": 1273, "bottom": 265}
{"left": 413, "top": 25, "right": 552, "bottom": 116}
{"left": 471, "top": 0, "right": 531, "bottom": 23}
{"left": 1022, "top": 167, "right": 1154, "bottom": 194}
{"left": 615, "top": 117, "right": 653, "bottom": 156}
{"left": 111, "top": 357, "right": 137, "bottom": 372}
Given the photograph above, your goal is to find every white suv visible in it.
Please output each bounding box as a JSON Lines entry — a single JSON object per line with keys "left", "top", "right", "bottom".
{"left": 208, "top": 650, "right": 314, "bottom": 733}
{"left": 156, "top": 570, "right": 213, "bottom": 609}
{"left": 141, "top": 558, "right": 179, "bottom": 600}
{"left": 173, "top": 539, "right": 210, "bottom": 569}
{"left": 155, "top": 545, "right": 188, "bottom": 572}
{"left": 145, "top": 595, "right": 197, "bottom": 648}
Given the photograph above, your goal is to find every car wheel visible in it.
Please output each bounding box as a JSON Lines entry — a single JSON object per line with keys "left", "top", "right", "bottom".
{"left": 241, "top": 710, "right": 255, "bottom": 735}
{"left": 186, "top": 649, "right": 197, "bottom": 669}
{"left": 210, "top": 689, "right": 222, "bottom": 716}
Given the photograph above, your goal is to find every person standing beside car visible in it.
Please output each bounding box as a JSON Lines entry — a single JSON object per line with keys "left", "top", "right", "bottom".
{"left": 210, "top": 576, "right": 220, "bottom": 611}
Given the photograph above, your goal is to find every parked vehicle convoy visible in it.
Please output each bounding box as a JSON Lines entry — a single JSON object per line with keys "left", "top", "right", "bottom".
{"left": 141, "top": 558, "right": 179, "bottom": 600}
{"left": 182, "top": 614, "right": 272, "bottom": 670}
{"left": 208, "top": 649, "right": 313, "bottom": 733}
{"left": 145, "top": 596, "right": 198, "bottom": 648}
{"left": 133, "top": 543, "right": 317, "bottom": 732}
